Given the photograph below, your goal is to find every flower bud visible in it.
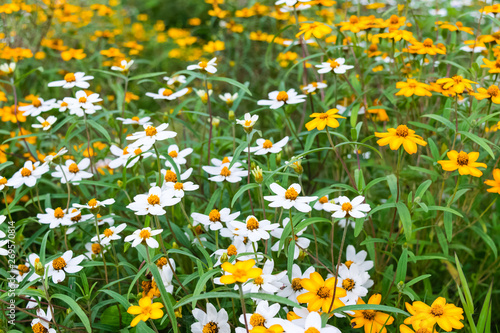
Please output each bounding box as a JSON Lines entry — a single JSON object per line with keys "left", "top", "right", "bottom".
{"left": 252, "top": 166, "right": 263, "bottom": 183}
{"left": 117, "top": 180, "right": 123, "bottom": 188}
{"left": 172, "top": 242, "right": 179, "bottom": 249}
{"left": 35, "top": 260, "right": 45, "bottom": 276}
{"left": 276, "top": 152, "right": 282, "bottom": 165}
{"left": 228, "top": 110, "right": 235, "bottom": 121}
{"left": 220, "top": 252, "right": 229, "bottom": 264}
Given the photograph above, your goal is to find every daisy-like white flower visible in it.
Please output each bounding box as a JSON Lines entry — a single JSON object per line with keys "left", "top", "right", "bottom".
{"left": 210, "top": 156, "right": 242, "bottom": 168}
{"left": 0, "top": 240, "right": 9, "bottom": 256}
{"left": 73, "top": 198, "right": 115, "bottom": 210}
{"left": 196, "top": 89, "right": 213, "bottom": 103}
{"left": 276, "top": 264, "right": 315, "bottom": 302}
{"left": 271, "top": 218, "right": 311, "bottom": 259}
{"left": 212, "top": 239, "right": 256, "bottom": 266}
{"left": 31, "top": 308, "right": 57, "bottom": 333}
{"left": 202, "top": 163, "right": 247, "bottom": 183}
{"left": 12, "top": 254, "right": 39, "bottom": 283}
{"left": 84, "top": 242, "right": 107, "bottom": 259}
{"left": 241, "top": 259, "right": 286, "bottom": 295}
{"left": 37, "top": 207, "right": 79, "bottom": 229}
{"left": 191, "top": 303, "right": 230, "bottom": 333}
{"left": 313, "top": 195, "right": 332, "bottom": 211}
{"left": 235, "top": 301, "right": 281, "bottom": 333}
{"left": 0, "top": 62, "right": 15, "bottom": 74}
{"left": 264, "top": 183, "right": 317, "bottom": 213}
{"left": 0, "top": 176, "right": 8, "bottom": 191}
{"left": 257, "top": 89, "right": 306, "bottom": 109}
{"left": 163, "top": 75, "right": 187, "bottom": 86}
{"left": 111, "top": 59, "right": 134, "bottom": 72}
{"left": 236, "top": 113, "right": 259, "bottom": 132}
{"left": 316, "top": 58, "right": 354, "bottom": 74}
{"left": 164, "top": 180, "right": 199, "bottom": 198}
{"left": 230, "top": 216, "right": 279, "bottom": 242}
{"left": 192, "top": 208, "right": 240, "bottom": 231}
{"left": 187, "top": 57, "right": 218, "bottom": 74}
{"left": 18, "top": 97, "right": 55, "bottom": 117}
{"left": 64, "top": 90, "right": 102, "bottom": 117}
{"left": 116, "top": 116, "right": 152, "bottom": 126}
{"left": 335, "top": 263, "right": 372, "bottom": 304}
{"left": 146, "top": 87, "right": 189, "bottom": 100}
{"left": 7, "top": 161, "right": 49, "bottom": 189}
{"left": 324, "top": 196, "right": 371, "bottom": 219}
{"left": 91, "top": 223, "right": 127, "bottom": 245}
{"left": 156, "top": 257, "right": 176, "bottom": 293}
{"left": 55, "top": 100, "right": 69, "bottom": 112}
{"left": 32, "top": 115, "right": 57, "bottom": 131}
{"left": 52, "top": 158, "right": 93, "bottom": 184}
{"left": 275, "top": 0, "right": 309, "bottom": 5}
{"left": 108, "top": 145, "right": 154, "bottom": 169}
{"left": 46, "top": 250, "right": 85, "bottom": 284}
{"left": 124, "top": 227, "right": 163, "bottom": 248}
{"left": 248, "top": 136, "right": 289, "bottom": 155}
{"left": 42, "top": 147, "right": 69, "bottom": 166}
{"left": 127, "top": 186, "right": 180, "bottom": 215}
{"left": 343, "top": 245, "right": 374, "bottom": 272}
{"left": 219, "top": 92, "right": 238, "bottom": 106}
{"left": 164, "top": 144, "right": 193, "bottom": 168}
{"left": 282, "top": 311, "right": 341, "bottom": 333}
{"left": 126, "top": 123, "right": 177, "bottom": 149}
{"left": 48, "top": 72, "right": 93, "bottom": 89}
{"left": 303, "top": 81, "right": 328, "bottom": 94}
{"left": 161, "top": 167, "right": 193, "bottom": 184}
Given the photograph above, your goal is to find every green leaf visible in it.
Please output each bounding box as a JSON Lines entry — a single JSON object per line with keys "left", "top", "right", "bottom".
{"left": 444, "top": 212, "right": 453, "bottom": 242}
{"left": 396, "top": 202, "right": 412, "bottom": 241}
{"left": 471, "top": 226, "right": 497, "bottom": 259}
{"left": 333, "top": 304, "right": 410, "bottom": 316}
{"left": 210, "top": 77, "right": 252, "bottom": 96}
{"left": 245, "top": 293, "right": 303, "bottom": 308}
{"left": 191, "top": 269, "right": 220, "bottom": 308}
{"left": 174, "top": 292, "right": 240, "bottom": 309}
{"left": 231, "top": 183, "right": 260, "bottom": 207}
{"left": 129, "top": 71, "right": 167, "bottom": 81}
{"left": 425, "top": 206, "right": 463, "bottom": 217}
{"left": 52, "top": 294, "right": 92, "bottom": 332}
{"left": 405, "top": 274, "right": 431, "bottom": 287}
{"left": 477, "top": 283, "right": 492, "bottom": 333}
{"left": 87, "top": 119, "right": 111, "bottom": 143}
{"left": 149, "top": 263, "right": 178, "bottom": 333}
{"left": 421, "top": 114, "right": 455, "bottom": 131}
{"left": 458, "top": 131, "right": 496, "bottom": 158}
{"left": 395, "top": 248, "right": 408, "bottom": 284}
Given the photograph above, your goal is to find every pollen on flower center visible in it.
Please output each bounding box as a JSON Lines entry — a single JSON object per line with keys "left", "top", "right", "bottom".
{"left": 169, "top": 150, "right": 178, "bottom": 158}
{"left": 103, "top": 228, "right": 113, "bottom": 237}
{"left": 452, "top": 75, "right": 463, "bottom": 83}
{"left": 17, "top": 264, "right": 29, "bottom": 276}
{"left": 457, "top": 152, "right": 469, "bottom": 166}
{"left": 132, "top": 116, "right": 140, "bottom": 121}
{"left": 221, "top": 157, "right": 230, "bottom": 164}
{"left": 79, "top": 96, "right": 87, "bottom": 103}
{"left": 156, "top": 257, "right": 168, "bottom": 268}
{"left": 430, "top": 305, "right": 444, "bottom": 317}
{"left": 68, "top": 163, "right": 79, "bottom": 173}
{"left": 0, "top": 177, "right": 6, "bottom": 185}
{"left": 64, "top": 72, "right": 76, "bottom": 82}
{"left": 92, "top": 243, "right": 101, "bottom": 254}
{"left": 342, "top": 278, "right": 356, "bottom": 291}
{"left": 220, "top": 166, "right": 231, "bottom": 177}
{"left": 305, "top": 328, "right": 321, "bottom": 333}
{"left": 329, "top": 59, "right": 340, "bottom": 68}
{"left": 319, "top": 196, "right": 328, "bottom": 204}
{"left": 32, "top": 322, "right": 48, "bottom": 333}
{"left": 52, "top": 257, "right": 67, "bottom": 270}
{"left": 246, "top": 217, "right": 260, "bottom": 230}
{"left": 244, "top": 120, "right": 252, "bottom": 126}
{"left": 285, "top": 187, "right": 299, "bottom": 200}
{"left": 423, "top": 38, "right": 433, "bottom": 47}
{"left": 41, "top": 121, "right": 50, "bottom": 127}
{"left": 134, "top": 148, "right": 142, "bottom": 155}
{"left": 61, "top": 101, "right": 68, "bottom": 107}
{"left": 227, "top": 244, "right": 237, "bottom": 256}
{"left": 262, "top": 140, "right": 273, "bottom": 149}
{"left": 88, "top": 198, "right": 98, "bottom": 208}
{"left": 276, "top": 91, "right": 289, "bottom": 102}
{"left": 209, "top": 209, "right": 221, "bottom": 222}
{"left": 395, "top": 125, "right": 409, "bottom": 137}
{"left": 162, "top": 89, "right": 173, "bottom": 96}
{"left": 349, "top": 16, "right": 359, "bottom": 23}
{"left": 139, "top": 229, "right": 151, "bottom": 239}
{"left": 345, "top": 260, "right": 354, "bottom": 268}
{"left": 147, "top": 194, "right": 160, "bottom": 205}
{"left": 250, "top": 313, "right": 266, "bottom": 327}
{"left": 164, "top": 170, "right": 177, "bottom": 182}
{"left": 199, "top": 61, "right": 208, "bottom": 69}
{"left": 202, "top": 321, "right": 218, "bottom": 333}
{"left": 54, "top": 207, "right": 65, "bottom": 218}
{"left": 362, "top": 310, "right": 376, "bottom": 320}
{"left": 253, "top": 276, "right": 264, "bottom": 285}
{"left": 32, "top": 99, "right": 42, "bottom": 107}
{"left": 487, "top": 85, "right": 499, "bottom": 96}
{"left": 316, "top": 286, "right": 330, "bottom": 299}
{"left": 292, "top": 278, "right": 303, "bottom": 291}
{"left": 341, "top": 202, "right": 353, "bottom": 212}
{"left": 145, "top": 126, "right": 157, "bottom": 136}
{"left": 319, "top": 113, "right": 329, "bottom": 119}
{"left": 174, "top": 182, "right": 183, "bottom": 190}
{"left": 21, "top": 167, "right": 32, "bottom": 177}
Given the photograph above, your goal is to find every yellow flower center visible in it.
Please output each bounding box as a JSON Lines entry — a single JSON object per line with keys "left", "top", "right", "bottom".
{"left": 17, "top": 264, "right": 29, "bottom": 276}
{"left": 430, "top": 305, "right": 444, "bottom": 317}
{"left": 227, "top": 244, "right": 237, "bottom": 256}
{"left": 221, "top": 157, "right": 230, "bottom": 164}
{"left": 487, "top": 85, "right": 499, "bottom": 97}
{"left": 21, "top": 167, "right": 32, "bottom": 177}
{"left": 61, "top": 101, "right": 68, "bottom": 107}
{"left": 341, "top": 202, "right": 353, "bottom": 212}
{"left": 32, "top": 99, "right": 42, "bottom": 107}
{"left": 134, "top": 148, "right": 142, "bottom": 155}
{"left": 246, "top": 217, "right": 260, "bottom": 230}
{"left": 395, "top": 125, "right": 409, "bottom": 138}
{"left": 32, "top": 322, "right": 48, "bottom": 333}
{"left": 199, "top": 61, "right": 208, "bottom": 69}
{"left": 88, "top": 198, "right": 98, "bottom": 207}
{"left": 145, "top": 126, "right": 157, "bottom": 136}
{"left": 220, "top": 166, "right": 231, "bottom": 177}
{"left": 0, "top": 177, "right": 6, "bottom": 185}
{"left": 285, "top": 187, "right": 299, "bottom": 200}
{"left": 147, "top": 194, "right": 160, "bottom": 205}
{"left": 329, "top": 59, "right": 340, "bottom": 69}
{"left": 52, "top": 257, "right": 67, "bottom": 270}
{"left": 162, "top": 89, "right": 173, "bottom": 96}
{"left": 79, "top": 96, "right": 87, "bottom": 103}
{"left": 423, "top": 38, "right": 433, "bottom": 47}
{"left": 54, "top": 207, "right": 65, "bottom": 218}
{"left": 71, "top": 209, "right": 82, "bottom": 222}
{"left": 68, "top": 163, "right": 79, "bottom": 173}
{"left": 390, "top": 15, "right": 399, "bottom": 24}
{"left": 164, "top": 170, "right": 177, "bottom": 182}
{"left": 103, "top": 228, "right": 113, "bottom": 237}
{"left": 292, "top": 278, "right": 303, "bottom": 291}
{"left": 457, "top": 152, "right": 469, "bottom": 166}
{"left": 132, "top": 116, "right": 140, "bottom": 121}
{"left": 316, "top": 286, "right": 330, "bottom": 299}
{"left": 202, "top": 322, "right": 218, "bottom": 333}
{"left": 349, "top": 15, "right": 359, "bottom": 23}
{"left": 276, "top": 91, "right": 289, "bottom": 102}
{"left": 156, "top": 257, "right": 168, "bottom": 268}
{"left": 209, "top": 209, "right": 221, "bottom": 222}
{"left": 262, "top": 140, "right": 273, "bottom": 149}
{"left": 168, "top": 150, "right": 178, "bottom": 158}
{"left": 452, "top": 75, "right": 463, "bottom": 84}
{"left": 345, "top": 260, "right": 354, "bottom": 268}
{"left": 41, "top": 121, "right": 51, "bottom": 127}
{"left": 174, "top": 182, "right": 183, "bottom": 190}
{"left": 254, "top": 276, "right": 264, "bottom": 285}
{"left": 319, "top": 196, "right": 328, "bottom": 203}
{"left": 305, "top": 328, "right": 320, "bottom": 333}
{"left": 139, "top": 229, "right": 151, "bottom": 239}
{"left": 244, "top": 119, "right": 252, "bottom": 126}
{"left": 92, "top": 243, "right": 101, "bottom": 254}
{"left": 250, "top": 313, "right": 266, "bottom": 327}
{"left": 416, "top": 329, "right": 430, "bottom": 333}
{"left": 362, "top": 310, "right": 376, "bottom": 321}
{"left": 342, "top": 278, "right": 355, "bottom": 291}
{"left": 64, "top": 72, "right": 76, "bottom": 82}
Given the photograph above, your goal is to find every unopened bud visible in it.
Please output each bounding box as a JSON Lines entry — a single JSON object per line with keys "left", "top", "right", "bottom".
{"left": 35, "top": 261, "right": 45, "bottom": 276}
{"left": 172, "top": 242, "right": 179, "bottom": 249}
{"left": 220, "top": 252, "right": 229, "bottom": 264}
{"left": 252, "top": 166, "right": 263, "bottom": 183}
{"left": 298, "top": 249, "right": 306, "bottom": 261}
{"left": 228, "top": 110, "right": 235, "bottom": 121}
{"left": 276, "top": 152, "right": 282, "bottom": 165}
{"left": 117, "top": 180, "right": 123, "bottom": 188}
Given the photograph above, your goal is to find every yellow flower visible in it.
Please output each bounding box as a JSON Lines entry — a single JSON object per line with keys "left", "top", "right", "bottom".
{"left": 439, "top": 21, "right": 473, "bottom": 34}
{"left": 296, "top": 22, "right": 332, "bottom": 40}
{"left": 400, "top": 324, "right": 437, "bottom": 333}
{"left": 251, "top": 325, "right": 284, "bottom": 333}
{"left": 435, "top": 76, "right": 476, "bottom": 94}
{"left": 474, "top": 85, "right": 500, "bottom": 104}
{"left": 481, "top": 57, "right": 500, "bottom": 73}
{"left": 127, "top": 296, "right": 164, "bottom": 327}
{"left": 484, "top": 168, "right": 500, "bottom": 194}
{"left": 305, "top": 108, "right": 346, "bottom": 131}
{"left": 350, "top": 294, "right": 395, "bottom": 333}
{"left": 438, "top": 150, "right": 487, "bottom": 177}
{"left": 409, "top": 38, "right": 446, "bottom": 55}
{"left": 61, "top": 48, "right": 86, "bottom": 61}
{"left": 404, "top": 297, "right": 464, "bottom": 332}
{"left": 220, "top": 259, "right": 262, "bottom": 284}
{"left": 395, "top": 79, "right": 432, "bottom": 97}
{"left": 296, "top": 272, "right": 346, "bottom": 313}
{"left": 375, "top": 125, "right": 427, "bottom": 154}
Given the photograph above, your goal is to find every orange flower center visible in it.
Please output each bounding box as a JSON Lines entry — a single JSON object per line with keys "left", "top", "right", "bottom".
{"left": 319, "top": 196, "right": 328, "bottom": 204}
{"left": 54, "top": 207, "right": 65, "bottom": 218}
{"left": 285, "top": 187, "right": 299, "bottom": 200}
{"left": 52, "top": 257, "right": 67, "bottom": 270}
{"left": 292, "top": 278, "right": 303, "bottom": 291}
{"left": 246, "top": 217, "right": 259, "bottom": 230}
{"left": 220, "top": 166, "right": 231, "bottom": 177}
{"left": 168, "top": 150, "right": 178, "bottom": 158}
{"left": 202, "top": 322, "right": 218, "bottom": 333}
{"left": 103, "top": 228, "right": 113, "bottom": 237}
{"left": 250, "top": 313, "right": 266, "bottom": 327}
{"left": 341, "top": 202, "right": 353, "bottom": 212}
{"left": 457, "top": 152, "right": 469, "bottom": 166}
{"left": 162, "top": 89, "right": 173, "bottom": 96}
{"left": 276, "top": 91, "right": 289, "bottom": 102}
{"left": 396, "top": 124, "right": 409, "bottom": 137}
{"left": 174, "top": 182, "right": 183, "bottom": 190}
{"left": 329, "top": 59, "right": 340, "bottom": 68}
{"left": 305, "top": 328, "right": 320, "bottom": 333}
{"left": 68, "top": 163, "right": 79, "bottom": 173}
{"left": 487, "top": 85, "right": 499, "bottom": 97}
{"left": 139, "top": 229, "right": 151, "bottom": 239}
{"left": 244, "top": 119, "right": 252, "bottom": 126}
{"left": 390, "top": 15, "right": 399, "bottom": 24}
{"left": 316, "top": 286, "right": 330, "bottom": 299}
{"left": 254, "top": 276, "right": 264, "bottom": 285}
{"left": 17, "top": 264, "right": 29, "bottom": 275}
{"left": 319, "top": 113, "right": 329, "bottom": 119}
{"left": 199, "top": 61, "right": 208, "bottom": 69}
{"left": 156, "top": 257, "right": 168, "bottom": 268}
{"left": 41, "top": 121, "right": 51, "bottom": 127}
{"left": 262, "top": 140, "right": 273, "bottom": 149}
{"left": 145, "top": 126, "right": 157, "bottom": 136}
{"left": 227, "top": 244, "right": 237, "bottom": 256}
{"left": 64, "top": 72, "right": 76, "bottom": 82}
{"left": 349, "top": 15, "right": 359, "bottom": 23}
{"left": 32, "top": 322, "right": 48, "bottom": 333}
{"left": 342, "top": 278, "right": 355, "bottom": 291}
{"left": 452, "top": 75, "right": 463, "bottom": 84}
{"left": 92, "top": 243, "right": 101, "bottom": 254}
{"left": 132, "top": 116, "right": 140, "bottom": 121}
{"left": 164, "top": 170, "right": 177, "bottom": 182}
{"left": 362, "top": 310, "right": 376, "bottom": 321}
{"left": 21, "top": 167, "right": 32, "bottom": 177}
{"left": 79, "top": 96, "right": 87, "bottom": 103}
{"left": 32, "top": 99, "right": 42, "bottom": 107}
{"left": 430, "top": 304, "right": 444, "bottom": 317}
{"left": 88, "top": 198, "right": 97, "bottom": 208}
{"left": 345, "top": 260, "right": 354, "bottom": 268}
{"left": 423, "top": 38, "right": 433, "bottom": 47}
{"left": 147, "top": 194, "right": 160, "bottom": 205}
{"left": 134, "top": 148, "right": 142, "bottom": 155}
{"left": 209, "top": 209, "right": 221, "bottom": 222}
{"left": 221, "top": 157, "right": 230, "bottom": 164}
{"left": 0, "top": 177, "right": 7, "bottom": 185}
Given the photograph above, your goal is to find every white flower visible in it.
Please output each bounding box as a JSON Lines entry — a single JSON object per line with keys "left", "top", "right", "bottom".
{"left": 324, "top": 195, "right": 371, "bottom": 219}
{"left": 164, "top": 144, "right": 193, "bottom": 168}
{"left": 191, "top": 303, "right": 230, "bottom": 333}
{"left": 48, "top": 72, "right": 93, "bottom": 89}
{"left": 146, "top": 87, "right": 189, "bottom": 100}
{"left": 316, "top": 58, "right": 354, "bottom": 74}
{"left": 202, "top": 163, "right": 247, "bottom": 183}
{"left": 13, "top": 253, "right": 42, "bottom": 283}
{"left": 187, "top": 57, "right": 218, "bottom": 74}
{"left": 335, "top": 263, "right": 372, "bottom": 303}
{"left": 257, "top": 89, "right": 306, "bottom": 109}
{"left": 84, "top": 242, "right": 107, "bottom": 259}
{"left": 0, "top": 176, "right": 8, "bottom": 191}
{"left": 248, "top": 136, "right": 289, "bottom": 155}
{"left": 211, "top": 239, "right": 255, "bottom": 266}
{"left": 126, "top": 123, "right": 177, "bottom": 149}
{"left": 191, "top": 208, "right": 240, "bottom": 231}
{"left": 52, "top": 158, "right": 93, "bottom": 184}
{"left": 210, "top": 156, "right": 242, "bottom": 168}
{"left": 37, "top": 207, "right": 79, "bottom": 229}
{"left": 55, "top": 99, "right": 69, "bottom": 112}
{"left": 42, "top": 147, "right": 68, "bottom": 166}
{"left": 460, "top": 44, "right": 486, "bottom": 53}
{"left": 157, "top": 258, "right": 176, "bottom": 293}
{"left": 282, "top": 311, "right": 341, "bottom": 333}
{"left": 271, "top": 218, "right": 310, "bottom": 259}
{"left": 73, "top": 198, "right": 115, "bottom": 210}
{"left": 31, "top": 308, "right": 57, "bottom": 333}
{"left": 0, "top": 240, "right": 9, "bottom": 256}
{"left": 124, "top": 227, "right": 163, "bottom": 248}
{"left": 303, "top": 81, "right": 328, "bottom": 94}
{"left": 91, "top": 223, "right": 127, "bottom": 245}
{"left": 18, "top": 98, "right": 55, "bottom": 117}
{"left": 313, "top": 195, "right": 332, "bottom": 211}
{"left": 116, "top": 116, "right": 152, "bottom": 126}
{"left": 196, "top": 89, "right": 213, "bottom": 101}
{"left": 241, "top": 259, "right": 286, "bottom": 296}
{"left": 230, "top": 216, "right": 279, "bottom": 242}
{"left": 64, "top": 90, "right": 102, "bottom": 117}
{"left": 429, "top": 8, "right": 447, "bottom": 16}
{"left": 219, "top": 92, "right": 238, "bottom": 106}
{"left": 108, "top": 145, "right": 154, "bottom": 169}
{"left": 111, "top": 59, "right": 134, "bottom": 72}
{"left": 164, "top": 75, "right": 187, "bottom": 86}
{"left": 46, "top": 250, "right": 85, "bottom": 284}
{"left": 164, "top": 180, "right": 199, "bottom": 198}
{"left": 32, "top": 116, "right": 57, "bottom": 131}
{"left": 343, "top": 245, "right": 374, "bottom": 272}
{"left": 0, "top": 62, "right": 15, "bottom": 74}
{"left": 127, "top": 186, "right": 180, "bottom": 215}
{"left": 236, "top": 113, "right": 259, "bottom": 131}
{"left": 7, "top": 161, "right": 49, "bottom": 189}
{"left": 236, "top": 301, "right": 281, "bottom": 332}
{"left": 276, "top": 264, "right": 315, "bottom": 302}
{"left": 264, "top": 183, "right": 317, "bottom": 212}
{"left": 160, "top": 167, "right": 193, "bottom": 185}
{"left": 275, "top": 0, "right": 309, "bottom": 5}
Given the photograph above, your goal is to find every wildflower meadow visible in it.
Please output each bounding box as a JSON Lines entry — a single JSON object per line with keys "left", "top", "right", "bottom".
{"left": 1, "top": 0, "right": 499, "bottom": 332}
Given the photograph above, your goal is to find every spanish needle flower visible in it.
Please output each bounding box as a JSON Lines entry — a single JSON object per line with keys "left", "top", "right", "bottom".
{"left": 296, "top": 271, "right": 346, "bottom": 313}
{"left": 18, "top": 97, "right": 55, "bottom": 117}
{"left": 64, "top": 90, "right": 103, "bottom": 116}
{"left": 48, "top": 72, "right": 93, "bottom": 89}
{"left": 237, "top": 301, "right": 280, "bottom": 332}
{"left": 375, "top": 124, "right": 427, "bottom": 154}
{"left": 241, "top": 259, "right": 286, "bottom": 295}
{"left": 247, "top": 137, "right": 289, "bottom": 155}
{"left": 127, "top": 296, "right": 164, "bottom": 327}
{"left": 145, "top": 87, "right": 189, "bottom": 100}
{"left": 220, "top": 258, "right": 262, "bottom": 284}
{"left": 191, "top": 303, "right": 230, "bottom": 333}
{"left": 127, "top": 186, "right": 180, "bottom": 215}
{"left": 192, "top": 208, "right": 240, "bottom": 231}
{"left": 202, "top": 163, "right": 247, "bottom": 183}
{"left": 73, "top": 198, "right": 115, "bottom": 210}
{"left": 324, "top": 195, "right": 371, "bottom": 219}
{"left": 219, "top": 92, "right": 238, "bottom": 106}
{"left": 315, "top": 58, "right": 354, "bottom": 74}
{"left": 164, "top": 75, "right": 187, "bottom": 86}
{"left": 230, "top": 216, "right": 279, "bottom": 242}
{"left": 164, "top": 144, "right": 193, "bottom": 168}
{"left": 111, "top": 59, "right": 134, "bottom": 72}
{"left": 126, "top": 123, "right": 177, "bottom": 149}
{"left": 37, "top": 207, "right": 79, "bottom": 229}
{"left": 349, "top": 294, "right": 394, "bottom": 333}
{"left": 7, "top": 161, "right": 49, "bottom": 189}
{"left": 336, "top": 263, "right": 372, "bottom": 303}
{"left": 187, "top": 57, "right": 218, "bottom": 73}
{"left": 52, "top": 158, "right": 93, "bottom": 184}
{"left": 32, "top": 115, "right": 57, "bottom": 131}
{"left": 236, "top": 113, "right": 259, "bottom": 132}
{"left": 305, "top": 108, "right": 345, "bottom": 131}
{"left": 276, "top": 264, "right": 315, "bottom": 302}
{"left": 91, "top": 223, "right": 127, "bottom": 245}
{"left": 31, "top": 308, "right": 56, "bottom": 333}
{"left": 116, "top": 116, "right": 152, "bottom": 126}
{"left": 280, "top": 311, "right": 341, "bottom": 333}
{"left": 344, "top": 245, "right": 374, "bottom": 272}
{"left": 302, "top": 81, "right": 327, "bottom": 94}
{"left": 257, "top": 89, "right": 306, "bottom": 109}
{"left": 46, "top": 250, "right": 85, "bottom": 284}
{"left": 124, "top": 227, "right": 163, "bottom": 248}
{"left": 264, "top": 183, "right": 317, "bottom": 213}
{"left": 437, "top": 150, "right": 487, "bottom": 177}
